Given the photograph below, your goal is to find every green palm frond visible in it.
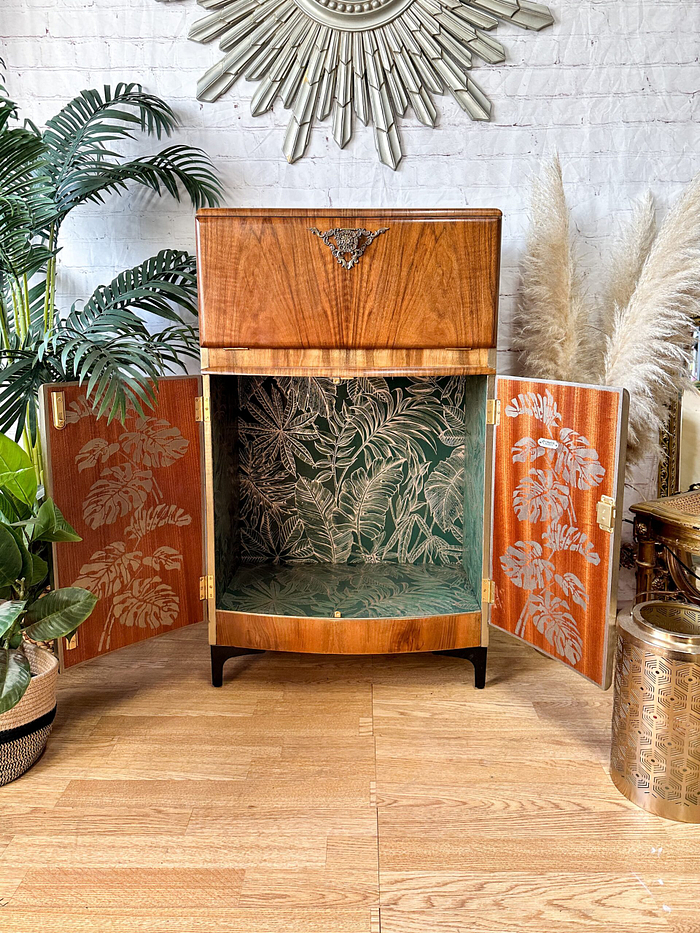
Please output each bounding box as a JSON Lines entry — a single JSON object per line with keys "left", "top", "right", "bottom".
{"left": 56, "top": 249, "right": 201, "bottom": 423}
{"left": 59, "top": 327, "right": 162, "bottom": 424}
{"left": 42, "top": 85, "right": 221, "bottom": 221}
{"left": 0, "top": 196, "right": 34, "bottom": 283}
{"left": 58, "top": 145, "right": 223, "bottom": 214}
{"left": 0, "top": 129, "right": 54, "bottom": 280}
{"left": 0, "top": 60, "right": 17, "bottom": 132}
{"left": 25, "top": 282, "right": 53, "bottom": 331}
{"left": 144, "top": 325, "right": 200, "bottom": 368}
{"left": 0, "top": 344, "right": 65, "bottom": 442}
{"left": 43, "top": 83, "right": 178, "bottom": 183}
{"left": 68, "top": 249, "right": 198, "bottom": 328}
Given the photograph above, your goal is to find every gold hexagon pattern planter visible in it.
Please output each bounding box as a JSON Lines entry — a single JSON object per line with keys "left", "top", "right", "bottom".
{"left": 611, "top": 601, "right": 700, "bottom": 822}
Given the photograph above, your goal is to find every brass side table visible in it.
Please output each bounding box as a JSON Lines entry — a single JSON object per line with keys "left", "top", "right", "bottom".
{"left": 631, "top": 489, "right": 700, "bottom": 606}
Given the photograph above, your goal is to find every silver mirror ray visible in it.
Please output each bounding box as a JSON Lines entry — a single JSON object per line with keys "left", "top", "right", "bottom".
{"left": 176, "top": 0, "right": 553, "bottom": 168}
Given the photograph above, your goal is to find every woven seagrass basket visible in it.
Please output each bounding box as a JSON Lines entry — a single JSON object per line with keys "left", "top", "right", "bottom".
{"left": 0, "top": 643, "right": 58, "bottom": 786}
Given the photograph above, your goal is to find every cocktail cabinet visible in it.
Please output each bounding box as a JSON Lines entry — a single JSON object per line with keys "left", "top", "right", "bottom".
{"left": 42, "top": 209, "right": 629, "bottom": 691}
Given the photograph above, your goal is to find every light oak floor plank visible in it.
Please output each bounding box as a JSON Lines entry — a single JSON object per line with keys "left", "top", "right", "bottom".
{"left": 378, "top": 908, "right": 667, "bottom": 933}
{"left": 0, "top": 623, "right": 690, "bottom": 932}
{"left": 0, "top": 908, "right": 372, "bottom": 933}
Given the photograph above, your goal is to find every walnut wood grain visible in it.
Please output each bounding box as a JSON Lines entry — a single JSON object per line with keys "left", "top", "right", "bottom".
{"left": 490, "top": 376, "right": 628, "bottom": 689}
{"left": 201, "top": 347, "right": 497, "bottom": 377}
{"left": 215, "top": 610, "right": 482, "bottom": 654}
{"left": 195, "top": 209, "right": 501, "bottom": 351}
{"left": 41, "top": 377, "right": 204, "bottom": 668}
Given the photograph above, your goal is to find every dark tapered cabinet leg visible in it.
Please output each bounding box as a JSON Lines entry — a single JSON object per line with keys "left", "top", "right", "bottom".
{"left": 211, "top": 645, "right": 265, "bottom": 687}
{"left": 433, "top": 647, "right": 487, "bottom": 689}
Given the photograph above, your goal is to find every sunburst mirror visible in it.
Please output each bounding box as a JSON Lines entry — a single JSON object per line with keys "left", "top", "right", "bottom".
{"left": 161, "top": 0, "right": 553, "bottom": 168}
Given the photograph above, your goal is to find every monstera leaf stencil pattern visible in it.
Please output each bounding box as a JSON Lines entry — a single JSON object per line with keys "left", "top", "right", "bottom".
{"left": 236, "top": 376, "right": 468, "bottom": 568}
{"left": 70, "top": 403, "right": 192, "bottom": 652}
{"left": 499, "top": 389, "right": 605, "bottom": 667}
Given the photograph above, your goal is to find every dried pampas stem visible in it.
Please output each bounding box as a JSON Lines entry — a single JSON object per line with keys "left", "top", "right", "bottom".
{"left": 597, "top": 193, "right": 656, "bottom": 350}
{"left": 515, "top": 156, "right": 594, "bottom": 382}
{"left": 603, "top": 173, "right": 700, "bottom": 463}
{"left": 518, "top": 159, "right": 700, "bottom": 469}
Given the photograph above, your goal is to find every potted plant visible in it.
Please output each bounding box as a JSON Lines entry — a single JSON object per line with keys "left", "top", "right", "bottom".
{"left": 0, "top": 433, "right": 97, "bottom": 785}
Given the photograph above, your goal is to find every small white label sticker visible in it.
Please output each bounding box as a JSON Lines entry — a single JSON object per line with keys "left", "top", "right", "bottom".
{"left": 537, "top": 437, "right": 559, "bottom": 450}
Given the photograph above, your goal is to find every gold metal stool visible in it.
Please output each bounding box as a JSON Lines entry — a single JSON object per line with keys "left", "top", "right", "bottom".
{"left": 611, "top": 601, "right": 700, "bottom": 822}
{"left": 631, "top": 489, "right": 700, "bottom": 605}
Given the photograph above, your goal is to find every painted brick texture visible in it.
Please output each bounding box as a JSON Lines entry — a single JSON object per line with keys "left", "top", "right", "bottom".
{"left": 1, "top": 0, "right": 699, "bottom": 372}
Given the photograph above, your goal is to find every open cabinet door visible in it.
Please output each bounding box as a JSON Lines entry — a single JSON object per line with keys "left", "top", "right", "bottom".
{"left": 41, "top": 376, "right": 204, "bottom": 668}
{"left": 490, "top": 377, "right": 628, "bottom": 689}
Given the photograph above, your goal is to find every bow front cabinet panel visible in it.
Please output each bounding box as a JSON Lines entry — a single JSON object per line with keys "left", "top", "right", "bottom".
{"left": 42, "top": 209, "right": 629, "bottom": 691}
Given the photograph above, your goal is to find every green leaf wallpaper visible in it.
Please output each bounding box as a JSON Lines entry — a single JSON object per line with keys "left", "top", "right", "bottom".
{"left": 236, "top": 376, "right": 469, "bottom": 566}
{"left": 219, "top": 563, "right": 480, "bottom": 619}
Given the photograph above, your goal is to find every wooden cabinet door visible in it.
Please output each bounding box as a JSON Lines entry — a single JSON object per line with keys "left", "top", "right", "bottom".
{"left": 490, "top": 377, "right": 628, "bottom": 689}
{"left": 41, "top": 377, "right": 204, "bottom": 668}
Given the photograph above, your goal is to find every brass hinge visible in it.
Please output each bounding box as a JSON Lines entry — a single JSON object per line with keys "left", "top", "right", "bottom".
{"left": 199, "top": 574, "right": 214, "bottom": 600}
{"left": 482, "top": 578, "right": 496, "bottom": 604}
{"left": 485, "top": 398, "right": 501, "bottom": 426}
{"left": 195, "top": 396, "right": 210, "bottom": 423}
{"left": 596, "top": 495, "right": 616, "bottom": 534}
{"left": 64, "top": 632, "right": 78, "bottom": 650}
{"left": 51, "top": 391, "right": 66, "bottom": 430}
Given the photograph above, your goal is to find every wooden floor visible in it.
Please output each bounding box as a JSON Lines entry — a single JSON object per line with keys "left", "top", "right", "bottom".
{"left": 1, "top": 623, "right": 699, "bottom": 933}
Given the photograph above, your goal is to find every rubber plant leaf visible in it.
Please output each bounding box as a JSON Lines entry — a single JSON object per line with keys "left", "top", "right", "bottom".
{"left": 0, "top": 524, "right": 23, "bottom": 588}
{"left": 0, "top": 648, "right": 31, "bottom": 714}
{"left": 0, "top": 434, "right": 37, "bottom": 507}
{"left": 5, "top": 524, "right": 33, "bottom": 585}
{"left": 29, "top": 552, "right": 48, "bottom": 586}
{"left": 0, "top": 600, "right": 25, "bottom": 641}
{"left": 31, "top": 499, "right": 81, "bottom": 543}
{"left": 22, "top": 586, "right": 98, "bottom": 641}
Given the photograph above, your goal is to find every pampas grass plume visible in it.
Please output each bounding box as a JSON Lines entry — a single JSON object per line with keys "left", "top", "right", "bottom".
{"left": 515, "top": 157, "right": 594, "bottom": 382}
{"left": 518, "top": 159, "right": 700, "bottom": 468}
{"left": 597, "top": 193, "right": 656, "bottom": 347}
{"left": 603, "top": 173, "right": 700, "bottom": 463}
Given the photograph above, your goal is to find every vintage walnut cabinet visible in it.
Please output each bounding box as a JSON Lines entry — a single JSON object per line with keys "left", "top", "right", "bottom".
{"left": 42, "top": 209, "right": 629, "bottom": 691}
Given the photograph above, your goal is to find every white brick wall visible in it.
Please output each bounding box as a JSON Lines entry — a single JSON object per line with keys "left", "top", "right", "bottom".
{"left": 2, "top": 0, "right": 699, "bottom": 373}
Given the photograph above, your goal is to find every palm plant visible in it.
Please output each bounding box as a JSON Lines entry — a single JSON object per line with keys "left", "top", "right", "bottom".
{"left": 0, "top": 67, "right": 222, "bottom": 484}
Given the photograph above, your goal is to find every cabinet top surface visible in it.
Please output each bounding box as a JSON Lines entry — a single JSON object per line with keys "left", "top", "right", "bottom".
{"left": 196, "top": 207, "right": 503, "bottom": 220}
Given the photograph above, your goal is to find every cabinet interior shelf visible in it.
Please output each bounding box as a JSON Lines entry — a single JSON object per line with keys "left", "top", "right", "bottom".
{"left": 209, "top": 372, "right": 488, "bottom": 631}
{"left": 218, "top": 562, "right": 480, "bottom": 619}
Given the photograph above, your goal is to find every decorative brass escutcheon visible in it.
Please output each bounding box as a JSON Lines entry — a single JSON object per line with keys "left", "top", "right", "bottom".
{"left": 310, "top": 227, "right": 388, "bottom": 270}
